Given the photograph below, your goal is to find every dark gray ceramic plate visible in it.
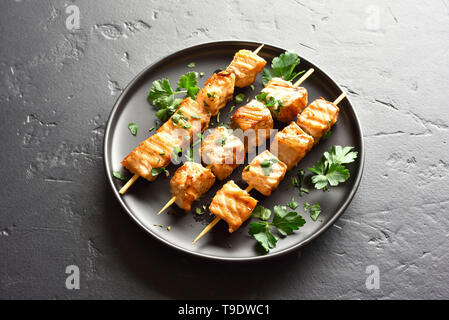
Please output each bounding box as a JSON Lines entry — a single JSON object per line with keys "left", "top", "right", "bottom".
{"left": 104, "top": 40, "right": 364, "bottom": 262}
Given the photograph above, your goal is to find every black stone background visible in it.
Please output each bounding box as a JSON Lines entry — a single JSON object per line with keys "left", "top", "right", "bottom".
{"left": 1, "top": 0, "right": 448, "bottom": 299}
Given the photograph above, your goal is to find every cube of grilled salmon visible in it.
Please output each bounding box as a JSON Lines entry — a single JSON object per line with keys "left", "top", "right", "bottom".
{"left": 209, "top": 180, "right": 258, "bottom": 233}
{"left": 158, "top": 97, "right": 211, "bottom": 141}
{"left": 231, "top": 99, "right": 273, "bottom": 151}
{"left": 170, "top": 162, "right": 216, "bottom": 211}
{"left": 260, "top": 77, "right": 308, "bottom": 122}
{"left": 226, "top": 50, "right": 267, "bottom": 88}
{"left": 270, "top": 122, "right": 314, "bottom": 170}
{"left": 121, "top": 130, "right": 184, "bottom": 181}
{"left": 242, "top": 150, "right": 287, "bottom": 196}
{"left": 195, "top": 71, "right": 235, "bottom": 116}
{"left": 296, "top": 98, "right": 339, "bottom": 144}
{"left": 200, "top": 127, "right": 245, "bottom": 180}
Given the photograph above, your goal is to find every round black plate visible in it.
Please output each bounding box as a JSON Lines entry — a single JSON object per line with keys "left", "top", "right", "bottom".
{"left": 104, "top": 40, "right": 364, "bottom": 262}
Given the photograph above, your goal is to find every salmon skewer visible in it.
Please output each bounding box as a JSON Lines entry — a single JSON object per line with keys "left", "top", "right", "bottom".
{"left": 192, "top": 92, "right": 346, "bottom": 244}
{"left": 118, "top": 44, "right": 266, "bottom": 194}
{"left": 157, "top": 69, "right": 315, "bottom": 214}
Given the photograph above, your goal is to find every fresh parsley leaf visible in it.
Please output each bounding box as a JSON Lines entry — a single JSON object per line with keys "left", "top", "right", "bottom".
{"left": 195, "top": 207, "right": 204, "bottom": 215}
{"left": 82, "top": 209, "right": 87, "bottom": 215}
{"left": 148, "top": 78, "right": 175, "bottom": 110}
{"left": 251, "top": 205, "right": 272, "bottom": 221}
{"left": 250, "top": 84, "right": 255, "bottom": 91}
{"left": 187, "top": 62, "right": 195, "bottom": 68}
{"left": 309, "top": 147, "right": 353, "bottom": 190}
{"left": 177, "top": 72, "right": 197, "bottom": 90}
{"left": 309, "top": 203, "right": 322, "bottom": 221}
{"left": 113, "top": 171, "right": 128, "bottom": 181}
{"left": 235, "top": 93, "right": 245, "bottom": 104}
{"left": 287, "top": 197, "right": 299, "bottom": 210}
{"left": 229, "top": 105, "right": 236, "bottom": 114}
{"left": 272, "top": 205, "right": 306, "bottom": 236}
{"left": 299, "top": 187, "right": 309, "bottom": 196}
{"left": 128, "top": 122, "right": 138, "bottom": 136}
{"left": 248, "top": 221, "right": 278, "bottom": 252}
{"left": 324, "top": 146, "right": 358, "bottom": 165}
{"left": 199, "top": 72, "right": 205, "bottom": 77}
{"left": 149, "top": 126, "right": 155, "bottom": 132}
{"left": 262, "top": 51, "right": 305, "bottom": 85}
{"left": 172, "top": 146, "right": 182, "bottom": 162}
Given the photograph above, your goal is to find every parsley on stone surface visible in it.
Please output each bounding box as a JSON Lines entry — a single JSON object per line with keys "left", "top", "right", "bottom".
{"left": 249, "top": 204, "right": 306, "bottom": 252}
{"left": 262, "top": 51, "right": 305, "bottom": 85}
{"left": 308, "top": 146, "right": 358, "bottom": 190}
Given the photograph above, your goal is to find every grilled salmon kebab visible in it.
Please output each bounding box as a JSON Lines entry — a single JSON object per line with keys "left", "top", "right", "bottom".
{"left": 259, "top": 77, "right": 308, "bottom": 122}
{"left": 231, "top": 99, "right": 274, "bottom": 152}
{"left": 120, "top": 48, "right": 266, "bottom": 185}
{"left": 270, "top": 122, "right": 314, "bottom": 170}
{"left": 209, "top": 180, "right": 258, "bottom": 233}
{"left": 122, "top": 97, "right": 209, "bottom": 181}
{"left": 169, "top": 162, "right": 216, "bottom": 211}
{"left": 200, "top": 126, "right": 245, "bottom": 180}
{"left": 226, "top": 49, "right": 267, "bottom": 88}
{"left": 242, "top": 150, "right": 287, "bottom": 196}
{"left": 195, "top": 71, "right": 235, "bottom": 116}
{"left": 297, "top": 97, "right": 339, "bottom": 144}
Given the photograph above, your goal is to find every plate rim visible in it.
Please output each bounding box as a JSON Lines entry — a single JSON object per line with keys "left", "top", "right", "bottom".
{"left": 103, "top": 40, "right": 365, "bottom": 262}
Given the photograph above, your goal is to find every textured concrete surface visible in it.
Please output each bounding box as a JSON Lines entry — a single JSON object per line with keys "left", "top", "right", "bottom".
{"left": 1, "top": 0, "right": 448, "bottom": 299}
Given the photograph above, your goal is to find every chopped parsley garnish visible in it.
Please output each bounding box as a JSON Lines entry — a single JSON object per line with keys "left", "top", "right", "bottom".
{"left": 262, "top": 51, "right": 305, "bottom": 85}
{"left": 250, "top": 84, "right": 255, "bottom": 91}
{"left": 308, "top": 146, "right": 358, "bottom": 190}
{"left": 113, "top": 171, "right": 128, "bottom": 181}
{"left": 187, "top": 62, "right": 196, "bottom": 68}
{"left": 249, "top": 205, "right": 306, "bottom": 252}
{"left": 215, "top": 137, "right": 227, "bottom": 146}
{"left": 151, "top": 167, "right": 169, "bottom": 177}
{"left": 171, "top": 146, "right": 182, "bottom": 162}
{"left": 229, "top": 105, "right": 236, "bottom": 114}
{"left": 304, "top": 202, "right": 322, "bottom": 221}
{"left": 128, "top": 122, "right": 138, "bottom": 136}
{"left": 195, "top": 207, "right": 204, "bottom": 215}
{"left": 287, "top": 197, "right": 299, "bottom": 210}
{"left": 149, "top": 126, "right": 155, "bottom": 132}
{"left": 235, "top": 93, "right": 246, "bottom": 104}
{"left": 261, "top": 158, "right": 279, "bottom": 176}
{"left": 287, "top": 168, "right": 309, "bottom": 197}
{"left": 199, "top": 72, "right": 205, "bottom": 77}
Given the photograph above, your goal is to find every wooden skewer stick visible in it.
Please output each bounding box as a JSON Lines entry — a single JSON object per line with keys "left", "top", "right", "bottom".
{"left": 191, "top": 92, "right": 347, "bottom": 244}
{"left": 253, "top": 44, "right": 264, "bottom": 55}
{"left": 119, "top": 174, "right": 139, "bottom": 195}
{"left": 333, "top": 92, "right": 346, "bottom": 105}
{"left": 293, "top": 68, "right": 314, "bottom": 88}
{"left": 118, "top": 45, "right": 265, "bottom": 196}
